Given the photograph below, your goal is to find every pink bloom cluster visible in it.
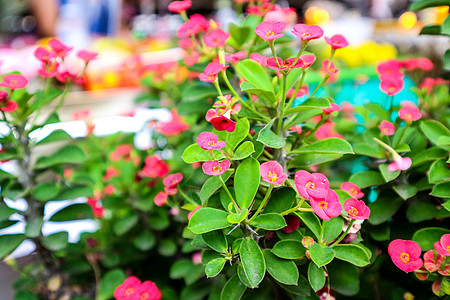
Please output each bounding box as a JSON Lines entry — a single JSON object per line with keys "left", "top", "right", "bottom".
{"left": 114, "top": 276, "right": 162, "bottom": 300}
{"left": 204, "top": 95, "right": 240, "bottom": 132}
{"left": 156, "top": 109, "right": 189, "bottom": 136}
{"left": 142, "top": 156, "right": 169, "bottom": 178}
{"left": 0, "top": 73, "right": 29, "bottom": 113}
{"left": 418, "top": 77, "right": 450, "bottom": 94}
{"left": 154, "top": 173, "right": 183, "bottom": 206}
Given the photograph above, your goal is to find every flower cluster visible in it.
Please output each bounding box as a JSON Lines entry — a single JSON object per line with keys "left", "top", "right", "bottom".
{"left": 114, "top": 276, "right": 162, "bottom": 300}
{"left": 0, "top": 73, "right": 29, "bottom": 112}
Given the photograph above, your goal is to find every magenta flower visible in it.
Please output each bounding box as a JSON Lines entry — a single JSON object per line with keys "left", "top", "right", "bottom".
{"left": 424, "top": 250, "right": 445, "bottom": 272}
{"left": 176, "top": 20, "right": 201, "bottom": 38}
{"left": 287, "top": 86, "right": 308, "bottom": 98}
{"left": 310, "top": 189, "right": 342, "bottom": 221}
{"left": 0, "top": 90, "right": 17, "bottom": 113}
{"left": 260, "top": 161, "right": 288, "bottom": 185}
{"left": 434, "top": 234, "right": 450, "bottom": 257}
{"left": 202, "top": 160, "right": 231, "bottom": 176}
{"left": 154, "top": 192, "right": 168, "bottom": 207}
{"left": 198, "top": 62, "right": 227, "bottom": 82}
{"left": 267, "top": 57, "right": 303, "bottom": 70}
{"left": 322, "top": 60, "right": 339, "bottom": 76}
{"left": 292, "top": 24, "right": 324, "bottom": 41}
{"left": 343, "top": 198, "right": 370, "bottom": 220}
{"left": 0, "top": 74, "right": 29, "bottom": 90}
{"left": 322, "top": 103, "right": 340, "bottom": 114}
{"left": 254, "top": 21, "right": 286, "bottom": 41}
{"left": 294, "top": 170, "right": 330, "bottom": 200}
{"left": 387, "top": 157, "right": 412, "bottom": 172}
{"left": 48, "top": 38, "right": 73, "bottom": 57}
{"left": 377, "top": 59, "right": 403, "bottom": 78}
{"left": 398, "top": 106, "right": 422, "bottom": 122}
{"left": 379, "top": 120, "right": 395, "bottom": 136}
{"left": 197, "top": 132, "right": 226, "bottom": 150}
{"left": 225, "top": 51, "right": 247, "bottom": 63}
{"left": 34, "top": 46, "right": 56, "bottom": 62}
{"left": 250, "top": 53, "right": 268, "bottom": 66}
{"left": 299, "top": 54, "right": 316, "bottom": 68}
{"left": 77, "top": 49, "right": 98, "bottom": 63}
{"left": 324, "top": 34, "right": 349, "bottom": 49}
{"left": 340, "top": 182, "right": 364, "bottom": 199}
{"left": 204, "top": 28, "right": 230, "bottom": 48}
{"left": 138, "top": 280, "right": 162, "bottom": 300}
{"left": 114, "top": 276, "right": 141, "bottom": 300}
{"left": 380, "top": 75, "right": 404, "bottom": 96}
{"left": 210, "top": 114, "right": 237, "bottom": 132}
{"left": 168, "top": 0, "right": 192, "bottom": 13}
{"left": 282, "top": 215, "right": 300, "bottom": 233}
{"left": 388, "top": 239, "right": 423, "bottom": 273}
{"left": 163, "top": 173, "right": 183, "bottom": 189}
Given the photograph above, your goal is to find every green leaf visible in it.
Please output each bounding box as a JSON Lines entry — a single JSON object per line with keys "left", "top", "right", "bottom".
{"left": 33, "top": 182, "right": 60, "bottom": 202}
{"left": 333, "top": 244, "right": 371, "bottom": 267}
{"left": 0, "top": 205, "right": 17, "bottom": 222}
{"left": 41, "top": 232, "right": 69, "bottom": 251}
{"left": 113, "top": 215, "right": 138, "bottom": 236}
{"left": 278, "top": 275, "right": 311, "bottom": 296}
{"left": 205, "top": 258, "right": 226, "bottom": 278}
{"left": 49, "top": 203, "right": 93, "bottom": 221}
{"left": 222, "top": 118, "right": 250, "bottom": 151}
{"left": 0, "top": 169, "right": 15, "bottom": 182}
{"left": 272, "top": 240, "right": 307, "bottom": 259}
{"left": 419, "top": 25, "right": 442, "bottom": 35}
{"left": 234, "top": 157, "right": 260, "bottom": 209}
{"left": 368, "top": 197, "right": 403, "bottom": 225}
{"left": 284, "top": 97, "right": 331, "bottom": 115}
{"left": 200, "top": 170, "right": 233, "bottom": 203}
{"left": 220, "top": 274, "right": 246, "bottom": 300}
{"left": 133, "top": 230, "right": 155, "bottom": 251}
{"left": 412, "top": 227, "right": 450, "bottom": 250}
{"left": 182, "top": 84, "right": 218, "bottom": 102}
{"left": 445, "top": 48, "right": 450, "bottom": 70}
{"left": 353, "top": 143, "right": 383, "bottom": 159}
{"left": 229, "top": 23, "right": 252, "bottom": 46}
{"left": 438, "top": 135, "right": 450, "bottom": 146}
{"left": 308, "top": 262, "right": 325, "bottom": 291}
{"left": 182, "top": 144, "right": 224, "bottom": 164}
{"left": 263, "top": 188, "right": 296, "bottom": 214}
{"left": 328, "top": 261, "right": 360, "bottom": 296}
{"left": 406, "top": 201, "right": 439, "bottom": 223}
{"left": 350, "top": 171, "right": 384, "bottom": 189}
{"left": 35, "top": 129, "right": 72, "bottom": 146}
{"left": 291, "top": 138, "right": 353, "bottom": 155}
{"left": 420, "top": 120, "right": 450, "bottom": 150}
{"left": 202, "top": 230, "right": 228, "bottom": 253}
{"left": 409, "top": 0, "right": 450, "bottom": 11}
{"left": 227, "top": 209, "right": 248, "bottom": 224}
{"left": 431, "top": 181, "right": 450, "bottom": 198}
{"left": 158, "top": 239, "right": 177, "bottom": 257}
{"left": 240, "top": 237, "right": 266, "bottom": 288}
{"left": 379, "top": 164, "right": 400, "bottom": 182}
{"left": 237, "top": 263, "right": 252, "bottom": 288}
{"left": 98, "top": 269, "right": 126, "bottom": 300}
{"left": 393, "top": 185, "right": 418, "bottom": 200}
{"left": 309, "top": 244, "right": 335, "bottom": 267}
{"left": 257, "top": 119, "right": 285, "bottom": 149}
{"left": 290, "top": 153, "right": 343, "bottom": 167}
{"left": 188, "top": 208, "right": 231, "bottom": 234}
{"left": 412, "top": 147, "right": 448, "bottom": 166}
{"left": 367, "top": 223, "right": 390, "bottom": 241}
{"left": 35, "top": 145, "right": 86, "bottom": 168}
{"left": 296, "top": 211, "right": 321, "bottom": 239}
{"left": 323, "top": 217, "right": 344, "bottom": 243}
{"left": 240, "top": 81, "right": 276, "bottom": 105}
{"left": 0, "top": 234, "right": 26, "bottom": 259}
{"left": 263, "top": 250, "right": 299, "bottom": 285}
{"left": 237, "top": 59, "right": 273, "bottom": 91}
{"left": 249, "top": 213, "right": 287, "bottom": 230}
{"left": 286, "top": 68, "right": 304, "bottom": 91}
{"left": 25, "top": 217, "right": 43, "bottom": 238}
{"left": 170, "top": 259, "right": 194, "bottom": 279}
{"left": 232, "top": 141, "right": 255, "bottom": 160}
{"left": 428, "top": 159, "right": 450, "bottom": 184}
{"left": 57, "top": 185, "right": 94, "bottom": 200}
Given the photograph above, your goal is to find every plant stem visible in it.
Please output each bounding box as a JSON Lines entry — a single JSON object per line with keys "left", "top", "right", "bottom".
{"left": 177, "top": 189, "right": 197, "bottom": 206}
{"left": 286, "top": 69, "right": 306, "bottom": 109}
{"left": 388, "top": 95, "right": 394, "bottom": 121}
{"left": 373, "top": 137, "right": 401, "bottom": 160}
{"left": 249, "top": 185, "right": 273, "bottom": 222}
{"left": 309, "top": 76, "right": 328, "bottom": 98}
{"left": 319, "top": 219, "right": 326, "bottom": 244}
{"left": 280, "top": 197, "right": 305, "bottom": 216}
{"left": 268, "top": 40, "right": 282, "bottom": 69}
{"left": 213, "top": 80, "right": 224, "bottom": 97}
{"left": 330, "top": 219, "right": 355, "bottom": 247}
{"left": 292, "top": 41, "right": 308, "bottom": 66}
{"left": 276, "top": 74, "right": 287, "bottom": 134}
{"left": 219, "top": 175, "right": 241, "bottom": 213}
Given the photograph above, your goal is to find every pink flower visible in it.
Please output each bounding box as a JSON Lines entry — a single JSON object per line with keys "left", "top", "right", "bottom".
{"left": 179, "top": 38, "right": 194, "bottom": 49}
{"left": 315, "top": 122, "right": 344, "bottom": 140}
{"left": 247, "top": 2, "right": 275, "bottom": 16}
{"left": 110, "top": 144, "right": 133, "bottom": 161}
{"left": 0, "top": 90, "right": 17, "bottom": 113}
{"left": 48, "top": 39, "right": 73, "bottom": 57}
{"left": 202, "top": 160, "right": 231, "bottom": 176}
{"left": 156, "top": 109, "right": 189, "bottom": 136}
{"left": 282, "top": 215, "right": 300, "bottom": 233}
{"left": 34, "top": 46, "right": 56, "bottom": 62}
{"left": 104, "top": 184, "right": 115, "bottom": 196}
{"left": 291, "top": 24, "right": 324, "bottom": 41}
{"left": 287, "top": 86, "right": 308, "bottom": 98}
{"left": 379, "top": 120, "right": 395, "bottom": 136}
{"left": 188, "top": 206, "right": 202, "bottom": 220}
{"left": 310, "top": 189, "right": 342, "bottom": 221}
{"left": 204, "top": 28, "right": 230, "bottom": 48}
{"left": 294, "top": 170, "right": 330, "bottom": 200}
{"left": 343, "top": 198, "right": 370, "bottom": 220}
{"left": 163, "top": 173, "right": 183, "bottom": 189}
{"left": 154, "top": 192, "right": 168, "bottom": 207}
{"left": 190, "top": 14, "right": 210, "bottom": 32}
{"left": 260, "top": 161, "right": 288, "bottom": 185}
{"left": 176, "top": 20, "right": 201, "bottom": 38}
{"left": 210, "top": 114, "right": 237, "bottom": 132}
{"left": 299, "top": 54, "right": 316, "bottom": 68}
{"left": 289, "top": 124, "right": 302, "bottom": 134}
{"left": 387, "top": 157, "right": 412, "bottom": 172}
{"left": 38, "top": 60, "right": 59, "bottom": 78}
{"left": 192, "top": 251, "right": 202, "bottom": 264}
{"left": 103, "top": 166, "right": 120, "bottom": 181}
{"left": 198, "top": 62, "right": 227, "bottom": 82}
{"left": 225, "top": 51, "right": 247, "bottom": 63}
{"left": 250, "top": 53, "right": 268, "bottom": 66}
{"left": 423, "top": 250, "right": 445, "bottom": 272}
{"left": 322, "top": 103, "right": 340, "bottom": 114}
{"left": 114, "top": 276, "right": 161, "bottom": 300}
{"left": 388, "top": 239, "right": 423, "bottom": 273}
{"left": 322, "top": 60, "right": 339, "bottom": 76}
{"left": 398, "top": 106, "right": 422, "bottom": 122}
{"left": 380, "top": 76, "right": 404, "bottom": 96}
{"left": 325, "top": 34, "right": 349, "bottom": 49}
{"left": 138, "top": 281, "right": 162, "bottom": 300}
{"left": 168, "top": 0, "right": 192, "bottom": 13}
{"left": 254, "top": 21, "right": 286, "bottom": 41}
{"left": 0, "top": 74, "right": 29, "bottom": 89}
{"left": 377, "top": 59, "right": 403, "bottom": 78}
{"left": 197, "top": 132, "right": 226, "bottom": 150}
{"left": 77, "top": 49, "right": 98, "bottom": 63}
{"left": 87, "top": 197, "right": 104, "bottom": 219}
{"left": 142, "top": 156, "right": 169, "bottom": 178}
{"left": 340, "top": 182, "right": 364, "bottom": 199}
{"left": 434, "top": 234, "right": 450, "bottom": 257}
{"left": 267, "top": 57, "right": 304, "bottom": 70}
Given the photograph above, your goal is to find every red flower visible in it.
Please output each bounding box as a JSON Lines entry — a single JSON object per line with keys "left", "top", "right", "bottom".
{"left": 254, "top": 21, "right": 286, "bottom": 41}
{"left": 34, "top": 46, "right": 56, "bottom": 62}
{"left": 291, "top": 24, "right": 324, "bottom": 41}
{"left": 310, "top": 189, "right": 342, "bottom": 221}
{"left": 289, "top": 124, "right": 302, "bottom": 134}
{"left": 250, "top": 53, "right": 268, "bottom": 66}
{"left": 87, "top": 197, "right": 104, "bottom": 219}
{"left": 343, "top": 198, "right": 370, "bottom": 220}
{"left": 202, "top": 160, "right": 231, "bottom": 176}
{"left": 398, "top": 106, "right": 422, "bottom": 122}
{"left": 163, "top": 173, "right": 183, "bottom": 189}
{"left": 423, "top": 250, "right": 445, "bottom": 272}
{"left": 379, "top": 75, "right": 404, "bottom": 96}
{"left": 156, "top": 109, "right": 189, "bottom": 136}
{"left": 0, "top": 90, "right": 17, "bottom": 113}
{"left": 434, "top": 234, "right": 450, "bottom": 257}
{"left": 154, "top": 192, "right": 168, "bottom": 207}
{"left": 388, "top": 239, "right": 423, "bottom": 273}
{"left": 110, "top": 144, "right": 133, "bottom": 161}
{"left": 103, "top": 167, "right": 120, "bottom": 181}
{"left": 77, "top": 49, "right": 98, "bottom": 63}
{"left": 142, "top": 156, "right": 169, "bottom": 178}
{"left": 48, "top": 39, "right": 73, "bottom": 57}
{"left": 322, "top": 103, "right": 340, "bottom": 114}
{"left": 168, "top": 0, "right": 192, "bottom": 13}
{"left": 340, "top": 182, "right": 364, "bottom": 199}
{"left": 198, "top": 62, "right": 227, "bottom": 82}
{"left": 294, "top": 170, "right": 330, "bottom": 200}
{"left": 387, "top": 157, "right": 412, "bottom": 172}
{"left": 379, "top": 120, "right": 395, "bottom": 136}
{"left": 259, "top": 161, "right": 288, "bottom": 185}
{"left": 103, "top": 184, "right": 115, "bottom": 196}
{"left": 210, "top": 114, "right": 237, "bottom": 132}
{"left": 204, "top": 28, "right": 230, "bottom": 48}
{"left": 0, "top": 74, "right": 29, "bottom": 90}
{"left": 282, "top": 215, "right": 300, "bottom": 233}
{"left": 315, "top": 122, "right": 343, "bottom": 140}
{"left": 324, "top": 34, "right": 349, "bottom": 49}
{"left": 197, "top": 132, "right": 226, "bottom": 150}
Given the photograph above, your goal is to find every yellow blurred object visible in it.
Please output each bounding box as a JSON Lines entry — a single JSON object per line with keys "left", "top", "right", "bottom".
{"left": 305, "top": 6, "right": 330, "bottom": 25}
{"left": 398, "top": 11, "right": 417, "bottom": 29}
{"left": 436, "top": 6, "right": 449, "bottom": 24}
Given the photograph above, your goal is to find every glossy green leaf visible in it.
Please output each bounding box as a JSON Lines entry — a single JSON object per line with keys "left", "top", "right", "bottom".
{"left": 220, "top": 274, "right": 246, "bottom": 300}
{"left": 188, "top": 208, "right": 231, "bottom": 234}
{"left": 412, "top": 227, "right": 450, "bottom": 250}
{"left": 333, "top": 244, "right": 371, "bottom": 267}
{"left": 234, "top": 157, "right": 260, "bottom": 209}
{"left": 286, "top": 68, "right": 303, "bottom": 91}
{"left": 220, "top": 118, "right": 250, "bottom": 151}
{"left": 133, "top": 230, "right": 155, "bottom": 251}
{"left": 409, "top": 0, "right": 450, "bottom": 11}
{"left": 296, "top": 211, "right": 321, "bottom": 239}
{"left": 200, "top": 170, "right": 233, "bottom": 203}
{"left": 57, "top": 185, "right": 94, "bottom": 201}
{"left": 393, "top": 185, "right": 418, "bottom": 200}
{"left": 0, "top": 234, "right": 26, "bottom": 259}
{"left": 379, "top": 164, "right": 400, "bottom": 182}
{"left": 182, "top": 144, "right": 224, "bottom": 164}
{"left": 257, "top": 119, "right": 285, "bottom": 149}
{"left": 368, "top": 197, "right": 402, "bottom": 225}
{"left": 353, "top": 143, "right": 383, "bottom": 159}
{"left": 428, "top": 159, "right": 450, "bottom": 184}
{"left": 98, "top": 269, "right": 126, "bottom": 300}
{"left": 263, "top": 250, "right": 299, "bottom": 285}
{"left": 113, "top": 215, "right": 138, "bottom": 236}
{"left": 406, "top": 202, "right": 439, "bottom": 223}
{"left": 420, "top": 120, "right": 450, "bottom": 150}
{"left": 291, "top": 138, "right": 353, "bottom": 155}
{"left": 328, "top": 261, "right": 360, "bottom": 296}
{"left": 445, "top": 49, "right": 450, "bottom": 70}
{"left": 227, "top": 209, "right": 248, "bottom": 224}
{"left": 272, "top": 240, "right": 307, "bottom": 259}
{"left": 229, "top": 23, "right": 252, "bottom": 45}
{"left": 41, "top": 232, "right": 69, "bottom": 252}
{"left": 35, "top": 145, "right": 86, "bottom": 168}
{"left": 431, "top": 181, "right": 450, "bottom": 198}
{"left": 232, "top": 141, "right": 255, "bottom": 160}
{"left": 240, "top": 81, "right": 276, "bottom": 105}
{"left": 237, "top": 59, "right": 273, "bottom": 91}
{"left": 205, "top": 258, "right": 226, "bottom": 278}
{"left": 278, "top": 275, "right": 311, "bottom": 296}
{"left": 420, "top": 25, "right": 442, "bottom": 35}
{"left": 263, "top": 188, "right": 296, "bottom": 214}
{"left": 25, "top": 217, "right": 43, "bottom": 238}
{"left": 290, "top": 153, "right": 343, "bottom": 167}
{"left": 240, "top": 237, "right": 266, "bottom": 288}
{"left": 202, "top": 230, "right": 228, "bottom": 253}
{"left": 284, "top": 97, "right": 331, "bottom": 115}
{"left": 182, "top": 84, "right": 217, "bottom": 102}
{"left": 35, "top": 129, "right": 72, "bottom": 146}
{"left": 350, "top": 171, "right": 384, "bottom": 189}
{"left": 308, "top": 262, "right": 325, "bottom": 291}
{"left": 0, "top": 205, "right": 17, "bottom": 222}
{"left": 49, "top": 203, "right": 93, "bottom": 221}
{"left": 33, "top": 182, "right": 60, "bottom": 202}
{"left": 323, "top": 217, "right": 344, "bottom": 243}
{"left": 310, "top": 244, "right": 335, "bottom": 267}
{"left": 249, "top": 213, "right": 287, "bottom": 230}
{"left": 170, "top": 259, "right": 194, "bottom": 279}
{"left": 412, "top": 147, "right": 448, "bottom": 166}
{"left": 237, "top": 263, "right": 252, "bottom": 288}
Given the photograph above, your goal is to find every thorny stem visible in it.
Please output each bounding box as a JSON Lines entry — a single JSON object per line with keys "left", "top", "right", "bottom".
{"left": 249, "top": 185, "right": 273, "bottom": 222}
{"left": 330, "top": 219, "right": 355, "bottom": 247}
